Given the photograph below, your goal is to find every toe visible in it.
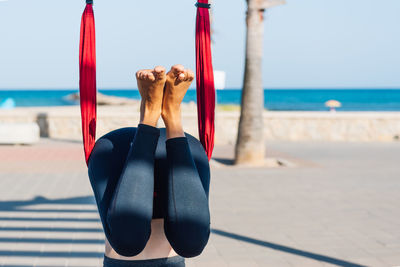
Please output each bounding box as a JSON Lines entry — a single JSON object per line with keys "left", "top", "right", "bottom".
{"left": 154, "top": 66, "right": 166, "bottom": 74}
{"left": 186, "top": 70, "right": 195, "bottom": 82}
{"left": 178, "top": 72, "right": 185, "bottom": 82}
{"left": 153, "top": 66, "right": 166, "bottom": 80}
{"left": 136, "top": 70, "right": 144, "bottom": 80}
{"left": 145, "top": 72, "right": 156, "bottom": 82}
{"left": 181, "top": 69, "right": 194, "bottom": 82}
{"left": 181, "top": 70, "right": 189, "bottom": 81}
{"left": 171, "top": 64, "right": 185, "bottom": 76}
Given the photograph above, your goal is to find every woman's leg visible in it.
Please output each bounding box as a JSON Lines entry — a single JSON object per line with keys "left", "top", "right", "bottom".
{"left": 106, "top": 66, "right": 167, "bottom": 256}
{"left": 105, "top": 123, "right": 160, "bottom": 256}
{"left": 162, "top": 65, "right": 211, "bottom": 257}
{"left": 89, "top": 66, "right": 167, "bottom": 257}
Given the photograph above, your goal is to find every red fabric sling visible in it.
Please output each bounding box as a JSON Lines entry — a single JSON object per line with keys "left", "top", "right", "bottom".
{"left": 196, "top": 0, "right": 215, "bottom": 161}
{"left": 79, "top": 2, "right": 97, "bottom": 165}
{"left": 79, "top": 1, "right": 215, "bottom": 164}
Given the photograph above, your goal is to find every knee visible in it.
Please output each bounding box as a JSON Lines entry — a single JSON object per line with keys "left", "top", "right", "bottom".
{"left": 165, "top": 220, "right": 211, "bottom": 258}
{"left": 106, "top": 213, "right": 151, "bottom": 257}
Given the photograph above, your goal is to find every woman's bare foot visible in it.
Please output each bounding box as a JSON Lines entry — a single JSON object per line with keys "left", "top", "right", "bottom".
{"left": 136, "top": 66, "right": 167, "bottom": 127}
{"left": 161, "top": 64, "right": 195, "bottom": 139}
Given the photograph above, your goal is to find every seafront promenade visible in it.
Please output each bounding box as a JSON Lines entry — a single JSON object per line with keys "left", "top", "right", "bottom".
{"left": 0, "top": 137, "right": 399, "bottom": 266}
{"left": 1, "top": 106, "right": 400, "bottom": 144}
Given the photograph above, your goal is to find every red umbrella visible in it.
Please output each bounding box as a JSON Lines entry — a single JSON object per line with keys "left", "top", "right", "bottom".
{"left": 196, "top": 0, "right": 215, "bottom": 160}
{"left": 79, "top": 0, "right": 97, "bottom": 165}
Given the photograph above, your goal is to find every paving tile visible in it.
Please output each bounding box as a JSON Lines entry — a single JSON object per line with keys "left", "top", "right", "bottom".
{"left": 0, "top": 139, "right": 400, "bottom": 266}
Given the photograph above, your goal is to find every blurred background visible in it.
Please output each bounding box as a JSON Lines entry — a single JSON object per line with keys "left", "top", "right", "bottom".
{"left": 0, "top": 0, "right": 399, "bottom": 266}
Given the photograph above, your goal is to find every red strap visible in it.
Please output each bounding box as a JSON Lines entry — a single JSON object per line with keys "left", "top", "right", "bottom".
{"left": 195, "top": 0, "right": 215, "bottom": 161}
{"left": 79, "top": 4, "right": 97, "bottom": 165}
{"left": 78, "top": 2, "right": 214, "bottom": 163}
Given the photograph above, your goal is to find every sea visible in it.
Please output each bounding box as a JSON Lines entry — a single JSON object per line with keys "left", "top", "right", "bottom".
{"left": 1, "top": 89, "right": 400, "bottom": 111}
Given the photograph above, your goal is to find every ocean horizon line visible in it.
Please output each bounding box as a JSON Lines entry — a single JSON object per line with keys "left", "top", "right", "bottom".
{"left": 2, "top": 89, "right": 400, "bottom": 111}
{"left": 0, "top": 88, "right": 400, "bottom": 91}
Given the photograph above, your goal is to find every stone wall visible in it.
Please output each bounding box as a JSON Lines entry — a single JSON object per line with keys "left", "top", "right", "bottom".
{"left": 263, "top": 112, "right": 400, "bottom": 142}
{"left": 1, "top": 106, "right": 399, "bottom": 144}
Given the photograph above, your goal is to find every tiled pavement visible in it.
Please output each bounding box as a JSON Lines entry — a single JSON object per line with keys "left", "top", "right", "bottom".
{"left": 0, "top": 139, "right": 399, "bottom": 267}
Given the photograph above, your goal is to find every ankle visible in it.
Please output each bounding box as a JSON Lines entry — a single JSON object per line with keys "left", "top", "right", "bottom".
{"left": 140, "top": 117, "right": 159, "bottom": 127}
{"left": 166, "top": 128, "right": 185, "bottom": 139}
{"left": 164, "top": 119, "right": 184, "bottom": 139}
{"left": 140, "top": 109, "right": 160, "bottom": 127}
{"left": 140, "top": 101, "right": 161, "bottom": 127}
{"left": 161, "top": 105, "right": 180, "bottom": 121}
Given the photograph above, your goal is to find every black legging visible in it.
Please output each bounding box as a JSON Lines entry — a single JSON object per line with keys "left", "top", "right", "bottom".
{"left": 87, "top": 124, "right": 210, "bottom": 258}
{"left": 103, "top": 255, "right": 185, "bottom": 267}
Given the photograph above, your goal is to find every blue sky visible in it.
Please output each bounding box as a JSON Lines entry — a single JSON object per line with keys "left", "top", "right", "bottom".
{"left": 0, "top": 0, "right": 399, "bottom": 89}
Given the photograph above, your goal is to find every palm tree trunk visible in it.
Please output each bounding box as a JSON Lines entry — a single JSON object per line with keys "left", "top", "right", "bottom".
{"left": 235, "top": 0, "right": 265, "bottom": 165}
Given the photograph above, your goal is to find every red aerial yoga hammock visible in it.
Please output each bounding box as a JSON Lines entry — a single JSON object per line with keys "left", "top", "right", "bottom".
{"left": 195, "top": 0, "right": 215, "bottom": 161}
{"left": 79, "top": 0, "right": 96, "bottom": 164}
{"left": 79, "top": 0, "right": 215, "bottom": 165}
